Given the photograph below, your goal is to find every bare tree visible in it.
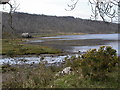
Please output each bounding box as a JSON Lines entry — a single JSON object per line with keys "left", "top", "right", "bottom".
{"left": 66, "top": 0, "right": 120, "bottom": 22}
{"left": 8, "top": 0, "right": 19, "bottom": 31}
{"left": 1, "top": 0, "right": 20, "bottom": 31}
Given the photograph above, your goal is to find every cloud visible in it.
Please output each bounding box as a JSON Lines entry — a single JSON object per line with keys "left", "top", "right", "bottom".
{"left": 0, "top": 0, "right": 92, "bottom": 19}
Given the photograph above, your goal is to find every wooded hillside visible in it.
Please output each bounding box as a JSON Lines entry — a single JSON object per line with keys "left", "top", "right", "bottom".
{"left": 2, "top": 12, "right": 118, "bottom": 34}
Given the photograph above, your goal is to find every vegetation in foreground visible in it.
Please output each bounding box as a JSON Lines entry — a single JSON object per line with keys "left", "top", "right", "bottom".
{"left": 2, "top": 39, "right": 61, "bottom": 56}
{"left": 2, "top": 46, "right": 119, "bottom": 88}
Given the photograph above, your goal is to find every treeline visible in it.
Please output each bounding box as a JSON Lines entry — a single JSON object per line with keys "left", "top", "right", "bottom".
{"left": 2, "top": 12, "right": 118, "bottom": 34}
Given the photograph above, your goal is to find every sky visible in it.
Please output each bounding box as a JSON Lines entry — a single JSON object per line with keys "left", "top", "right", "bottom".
{"left": 0, "top": 0, "right": 118, "bottom": 22}
{"left": 0, "top": 0, "right": 92, "bottom": 19}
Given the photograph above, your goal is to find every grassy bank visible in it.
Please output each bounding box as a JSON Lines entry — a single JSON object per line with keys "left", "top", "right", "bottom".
{"left": 2, "top": 39, "right": 61, "bottom": 56}
{"left": 53, "top": 69, "right": 119, "bottom": 88}
{"left": 2, "top": 63, "right": 118, "bottom": 88}
{"left": 33, "top": 32, "right": 86, "bottom": 37}
{"left": 2, "top": 46, "right": 119, "bottom": 88}
{"left": 2, "top": 57, "right": 120, "bottom": 88}
{"left": 1, "top": 32, "right": 86, "bottom": 55}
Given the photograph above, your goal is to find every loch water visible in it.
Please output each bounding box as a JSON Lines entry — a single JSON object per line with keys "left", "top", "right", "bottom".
{"left": 0, "top": 34, "right": 119, "bottom": 65}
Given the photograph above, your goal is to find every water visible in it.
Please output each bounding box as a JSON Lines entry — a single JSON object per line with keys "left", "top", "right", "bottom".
{"left": 41, "top": 33, "right": 119, "bottom": 40}
{"left": 29, "top": 33, "right": 119, "bottom": 53}
{"left": 29, "top": 34, "right": 119, "bottom": 43}
{"left": 0, "top": 54, "right": 78, "bottom": 65}
{"left": 69, "top": 41, "right": 119, "bottom": 53}
{"left": 0, "top": 34, "right": 119, "bottom": 65}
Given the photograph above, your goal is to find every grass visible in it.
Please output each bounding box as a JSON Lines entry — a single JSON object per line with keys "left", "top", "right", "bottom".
{"left": 0, "top": 39, "right": 2, "bottom": 54}
{"left": 1, "top": 32, "right": 88, "bottom": 55}
{"left": 1, "top": 37, "right": 119, "bottom": 88}
{"left": 53, "top": 74, "right": 80, "bottom": 88}
{"left": 53, "top": 69, "right": 119, "bottom": 88}
{"left": 33, "top": 32, "right": 86, "bottom": 37}
{"left": 2, "top": 63, "right": 119, "bottom": 88}
{"left": 2, "top": 64, "right": 54, "bottom": 88}
{"left": 2, "top": 39, "right": 61, "bottom": 56}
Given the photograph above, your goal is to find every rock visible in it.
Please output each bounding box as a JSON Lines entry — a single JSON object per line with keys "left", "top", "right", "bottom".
{"left": 55, "top": 67, "right": 72, "bottom": 77}
{"left": 21, "top": 33, "right": 32, "bottom": 38}
{"left": 62, "top": 67, "right": 72, "bottom": 74}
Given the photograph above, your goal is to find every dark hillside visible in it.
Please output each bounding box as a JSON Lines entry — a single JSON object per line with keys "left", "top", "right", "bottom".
{"left": 2, "top": 12, "right": 118, "bottom": 34}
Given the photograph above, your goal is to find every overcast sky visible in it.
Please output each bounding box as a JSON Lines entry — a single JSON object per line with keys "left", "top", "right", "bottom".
{"left": 0, "top": 0, "right": 92, "bottom": 19}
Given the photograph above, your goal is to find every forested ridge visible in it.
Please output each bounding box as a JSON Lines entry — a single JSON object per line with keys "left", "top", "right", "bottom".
{"left": 2, "top": 12, "right": 118, "bottom": 34}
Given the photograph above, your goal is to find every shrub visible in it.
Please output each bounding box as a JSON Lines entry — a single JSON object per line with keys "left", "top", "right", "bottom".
{"left": 80, "top": 46, "right": 118, "bottom": 80}
{"left": 65, "top": 56, "right": 81, "bottom": 70}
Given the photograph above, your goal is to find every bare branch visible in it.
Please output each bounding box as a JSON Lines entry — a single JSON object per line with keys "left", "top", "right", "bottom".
{"left": 2, "top": 0, "right": 20, "bottom": 31}
{"left": 65, "top": 0, "right": 79, "bottom": 11}
{"left": 66, "top": 0, "right": 120, "bottom": 22}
